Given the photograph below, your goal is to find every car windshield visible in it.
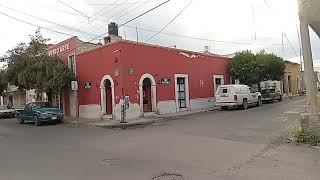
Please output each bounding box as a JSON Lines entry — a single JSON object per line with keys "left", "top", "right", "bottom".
{"left": 33, "top": 102, "right": 53, "bottom": 109}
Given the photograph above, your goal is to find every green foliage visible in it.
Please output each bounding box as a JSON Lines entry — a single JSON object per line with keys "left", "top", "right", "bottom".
{"left": 0, "top": 70, "right": 7, "bottom": 95}
{"left": 230, "top": 50, "right": 286, "bottom": 86}
{"left": 289, "top": 127, "right": 320, "bottom": 146}
{"left": 256, "top": 51, "right": 286, "bottom": 81}
{"left": 2, "top": 29, "right": 74, "bottom": 95}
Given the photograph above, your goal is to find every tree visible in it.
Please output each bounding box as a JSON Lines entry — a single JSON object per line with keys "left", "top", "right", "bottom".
{"left": 256, "top": 51, "right": 286, "bottom": 81}
{"left": 1, "top": 29, "right": 74, "bottom": 101}
{"left": 230, "top": 50, "right": 261, "bottom": 86}
{"left": 0, "top": 70, "right": 7, "bottom": 96}
{"left": 230, "top": 50, "right": 286, "bottom": 88}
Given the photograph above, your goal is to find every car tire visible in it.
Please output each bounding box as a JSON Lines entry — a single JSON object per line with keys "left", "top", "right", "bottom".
{"left": 221, "top": 106, "right": 228, "bottom": 110}
{"left": 271, "top": 97, "right": 276, "bottom": 103}
{"left": 241, "top": 99, "right": 248, "bottom": 110}
{"left": 17, "top": 115, "right": 24, "bottom": 124}
{"left": 257, "top": 97, "right": 262, "bottom": 107}
{"left": 34, "top": 116, "right": 41, "bottom": 126}
{"left": 279, "top": 96, "right": 283, "bottom": 101}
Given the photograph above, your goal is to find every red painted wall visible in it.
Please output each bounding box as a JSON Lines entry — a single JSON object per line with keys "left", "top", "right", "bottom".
{"left": 46, "top": 37, "right": 78, "bottom": 116}
{"left": 76, "top": 40, "right": 230, "bottom": 106}
{"left": 121, "top": 41, "right": 230, "bottom": 104}
{"left": 76, "top": 43, "right": 123, "bottom": 106}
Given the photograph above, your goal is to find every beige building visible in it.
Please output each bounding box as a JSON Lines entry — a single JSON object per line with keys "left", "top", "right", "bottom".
{"left": 281, "top": 61, "right": 301, "bottom": 96}
{"left": 261, "top": 61, "right": 301, "bottom": 96}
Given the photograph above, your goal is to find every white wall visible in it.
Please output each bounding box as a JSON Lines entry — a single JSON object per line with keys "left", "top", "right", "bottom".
{"left": 190, "top": 97, "right": 215, "bottom": 110}
{"left": 157, "top": 100, "right": 177, "bottom": 114}
{"left": 79, "top": 104, "right": 101, "bottom": 119}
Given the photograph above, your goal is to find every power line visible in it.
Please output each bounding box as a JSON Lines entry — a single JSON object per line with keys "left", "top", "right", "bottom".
{"left": 262, "top": 0, "right": 299, "bottom": 57}
{"left": 145, "top": 0, "right": 192, "bottom": 42}
{"left": 71, "top": 0, "right": 121, "bottom": 34}
{"left": 57, "top": 0, "right": 89, "bottom": 18}
{"left": 6, "top": 0, "right": 285, "bottom": 47}
{"left": 0, "top": 4, "right": 98, "bottom": 37}
{"left": 85, "top": 0, "right": 134, "bottom": 35}
{"left": 85, "top": 0, "right": 156, "bottom": 35}
{"left": 88, "top": 0, "right": 160, "bottom": 6}
{"left": 283, "top": 32, "right": 299, "bottom": 56}
{"left": 0, "top": 10, "right": 88, "bottom": 38}
{"left": 99, "top": 0, "right": 131, "bottom": 18}
{"left": 57, "top": 0, "right": 174, "bottom": 56}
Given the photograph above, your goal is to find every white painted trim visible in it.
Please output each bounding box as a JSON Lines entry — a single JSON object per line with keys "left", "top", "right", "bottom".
{"left": 100, "top": 75, "right": 115, "bottom": 119}
{"left": 68, "top": 53, "right": 76, "bottom": 75}
{"left": 139, "top": 73, "right": 157, "bottom": 117}
{"left": 174, "top": 74, "right": 190, "bottom": 112}
{"left": 213, "top": 75, "right": 224, "bottom": 92}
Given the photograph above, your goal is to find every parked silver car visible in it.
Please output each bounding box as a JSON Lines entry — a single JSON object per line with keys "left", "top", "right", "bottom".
{"left": 215, "top": 84, "right": 262, "bottom": 110}
{"left": 0, "top": 105, "right": 16, "bottom": 118}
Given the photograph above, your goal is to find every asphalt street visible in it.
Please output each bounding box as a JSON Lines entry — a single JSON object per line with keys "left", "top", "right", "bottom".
{"left": 0, "top": 96, "right": 319, "bottom": 180}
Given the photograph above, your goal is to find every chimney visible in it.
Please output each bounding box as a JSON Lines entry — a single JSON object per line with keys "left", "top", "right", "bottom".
{"left": 204, "top": 46, "right": 210, "bottom": 53}
{"left": 104, "top": 22, "right": 122, "bottom": 44}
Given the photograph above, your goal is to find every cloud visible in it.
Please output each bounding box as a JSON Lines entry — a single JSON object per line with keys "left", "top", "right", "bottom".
{"left": 0, "top": 0, "right": 318, "bottom": 63}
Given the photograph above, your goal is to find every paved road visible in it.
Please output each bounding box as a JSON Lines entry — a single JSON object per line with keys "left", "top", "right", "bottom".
{"left": 0, "top": 96, "right": 319, "bottom": 180}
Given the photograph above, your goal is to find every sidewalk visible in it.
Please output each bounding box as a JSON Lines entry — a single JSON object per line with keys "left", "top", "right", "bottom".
{"left": 64, "top": 108, "right": 216, "bottom": 129}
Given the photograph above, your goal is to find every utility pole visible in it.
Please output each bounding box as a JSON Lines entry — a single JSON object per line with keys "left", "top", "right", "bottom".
{"left": 299, "top": 17, "right": 320, "bottom": 135}
{"left": 300, "top": 20, "right": 318, "bottom": 115}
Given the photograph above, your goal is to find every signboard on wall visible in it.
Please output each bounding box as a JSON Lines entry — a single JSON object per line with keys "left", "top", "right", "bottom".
{"left": 84, "top": 82, "right": 92, "bottom": 89}
{"left": 71, "top": 81, "right": 78, "bottom": 91}
{"left": 161, "top": 78, "right": 171, "bottom": 86}
{"left": 48, "top": 43, "right": 70, "bottom": 56}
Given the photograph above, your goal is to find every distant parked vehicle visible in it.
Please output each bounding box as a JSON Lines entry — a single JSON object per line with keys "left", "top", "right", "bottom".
{"left": 16, "top": 102, "right": 64, "bottom": 126}
{"left": 215, "top": 84, "right": 262, "bottom": 110}
{"left": 261, "top": 87, "right": 282, "bottom": 103}
{"left": 0, "top": 105, "right": 16, "bottom": 118}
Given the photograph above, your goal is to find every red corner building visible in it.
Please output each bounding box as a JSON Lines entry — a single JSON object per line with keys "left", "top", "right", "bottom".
{"left": 48, "top": 23, "right": 230, "bottom": 120}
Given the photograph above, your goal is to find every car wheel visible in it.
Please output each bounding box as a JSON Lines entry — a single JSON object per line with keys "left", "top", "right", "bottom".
{"left": 279, "top": 96, "right": 283, "bottom": 101}
{"left": 271, "top": 97, "right": 276, "bottom": 103}
{"left": 221, "top": 106, "right": 228, "bottom": 110}
{"left": 241, "top": 99, "right": 248, "bottom": 110}
{"left": 34, "top": 116, "right": 41, "bottom": 126}
{"left": 17, "top": 115, "right": 24, "bottom": 124}
{"left": 257, "top": 97, "right": 262, "bottom": 107}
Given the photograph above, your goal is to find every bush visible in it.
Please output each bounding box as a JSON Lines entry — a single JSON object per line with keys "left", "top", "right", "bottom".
{"left": 289, "top": 127, "right": 320, "bottom": 146}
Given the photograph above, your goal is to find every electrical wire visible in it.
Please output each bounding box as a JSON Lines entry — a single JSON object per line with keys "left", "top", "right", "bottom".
{"left": 88, "top": 0, "right": 160, "bottom": 6}
{"left": 57, "top": 0, "right": 89, "bottom": 18}
{"left": 0, "top": 10, "right": 88, "bottom": 38}
{"left": 0, "top": 4, "right": 98, "bottom": 37}
{"left": 56, "top": 0, "right": 174, "bottom": 56}
{"left": 262, "top": 0, "right": 299, "bottom": 57}
{"left": 145, "top": 0, "right": 192, "bottom": 42}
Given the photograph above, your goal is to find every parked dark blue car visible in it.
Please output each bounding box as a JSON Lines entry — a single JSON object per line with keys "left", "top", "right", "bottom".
{"left": 16, "top": 102, "right": 64, "bottom": 126}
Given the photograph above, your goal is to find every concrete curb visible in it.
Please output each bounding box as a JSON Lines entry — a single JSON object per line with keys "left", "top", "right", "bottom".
{"left": 95, "top": 109, "right": 217, "bottom": 129}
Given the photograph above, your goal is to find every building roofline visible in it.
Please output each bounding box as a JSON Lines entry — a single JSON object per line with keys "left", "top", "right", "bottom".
{"left": 77, "top": 39, "right": 228, "bottom": 59}
{"left": 46, "top": 36, "right": 78, "bottom": 51}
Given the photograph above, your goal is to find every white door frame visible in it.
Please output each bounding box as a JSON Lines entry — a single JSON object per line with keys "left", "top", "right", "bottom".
{"left": 174, "top": 74, "right": 190, "bottom": 112}
{"left": 213, "top": 75, "right": 224, "bottom": 95}
{"left": 139, "top": 73, "right": 157, "bottom": 117}
{"left": 100, "top": 75, "right": 115, "bottom": 118}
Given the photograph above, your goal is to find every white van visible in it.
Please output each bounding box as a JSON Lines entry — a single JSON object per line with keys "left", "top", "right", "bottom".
{"left": 215, "top": 85, "right": 262, "bottom": 110}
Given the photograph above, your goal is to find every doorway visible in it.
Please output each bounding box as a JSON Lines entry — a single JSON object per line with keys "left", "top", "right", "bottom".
{"left": 213, "top": 75, "right": 224, "bottom": 93}
{"left": 100, "top": 75, "right": 115, "bottom": 118}
{"left": 174, "top": 74, "right": 190, "bottom": 112}
{"left": 104, "top": 79, "right": 112, "bottom": 114}
{"left": 143, "top": 78, "right": 152, "bottom": 112}
{"left": 139, "top": 73, "right": 157, "bottom": 116}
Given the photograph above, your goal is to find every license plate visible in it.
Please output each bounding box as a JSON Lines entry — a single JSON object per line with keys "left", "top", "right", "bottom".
{"left": 221, "top": 94, "right": 228, "bottom": 97}
{"left": 52, "top": 117, "right": 57, "bottom": 120}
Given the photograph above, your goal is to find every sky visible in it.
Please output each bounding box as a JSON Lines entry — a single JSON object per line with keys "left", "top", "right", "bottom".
{"left": 0, "top": 0, "right": 319, "bottom": 69}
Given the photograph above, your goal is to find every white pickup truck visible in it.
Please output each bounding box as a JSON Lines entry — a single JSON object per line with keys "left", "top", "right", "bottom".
{"left": 215, "top": 84, "right": 262, "bottom": 110}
